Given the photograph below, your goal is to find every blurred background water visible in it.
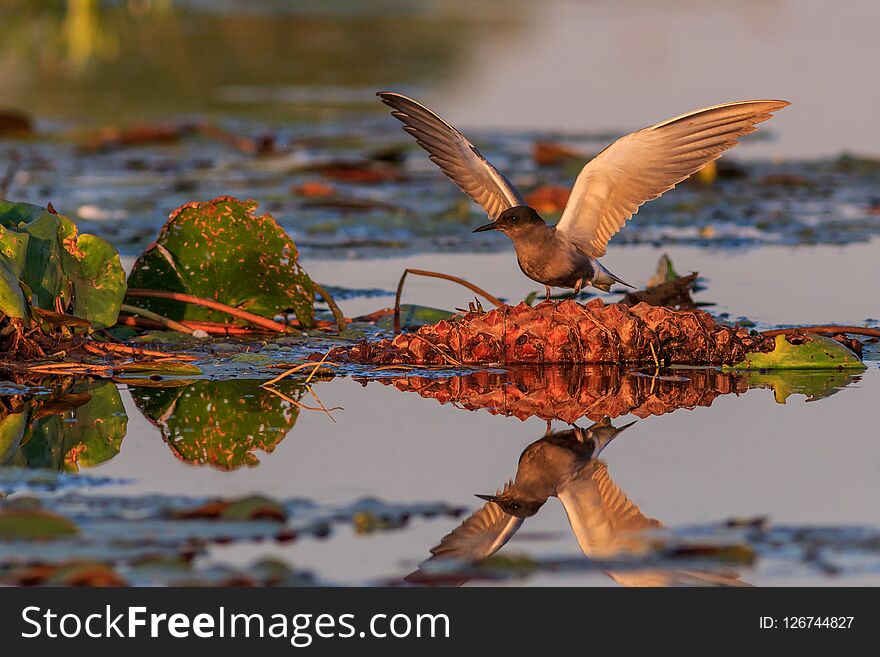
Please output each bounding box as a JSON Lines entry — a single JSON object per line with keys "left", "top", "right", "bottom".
{"left": 3, "top": 0, "right": 879, "bottom": 158}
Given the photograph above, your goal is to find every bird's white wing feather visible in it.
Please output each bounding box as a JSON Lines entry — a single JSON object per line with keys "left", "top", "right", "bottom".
{"left": 378, "top": 92, "right": 525, "bottom": 220}
{"left": 556, "top": 99, "right": 790, "bottom": 257}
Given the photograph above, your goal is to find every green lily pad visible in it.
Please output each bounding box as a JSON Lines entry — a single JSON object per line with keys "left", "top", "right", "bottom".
{"left": 220, "top": 496, "right": 287, "bottom": 523}
{"left": 227, "top": 352, "right": 272, "bottom": 365}
{"left": 727, "top": 334, "right": 866, "bottom": 371}
{"left": 0, "top": 259, "right": 26, "bottom": 319}
{"left": 0, "top": 509, "right": 79, "bottom": 539}
{"left": 0, "top": 200, "right": 125, "bottom": 328}
{"left": 129, "top": 379, "right": 303, "bottom": 470}
{"left": 126, "top": 196, "right": 315, "bottom": 328}
{"left": 114, "top": 361, "right": 203, "bottom": 376}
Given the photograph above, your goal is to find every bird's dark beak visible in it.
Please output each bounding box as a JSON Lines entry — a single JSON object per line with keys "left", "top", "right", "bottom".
{"left": 472, "top": 222, "right": 500, "bottom": 233}
{"left": 475, "top": 494, "right": 501, "bottom": 503}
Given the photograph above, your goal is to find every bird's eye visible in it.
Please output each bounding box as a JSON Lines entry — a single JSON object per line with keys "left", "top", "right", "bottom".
{"left": 508, "top": 215, "right": 518, "bottom": 222}
{"left": 510, "top": 503, "right": 520, "bottom": 510}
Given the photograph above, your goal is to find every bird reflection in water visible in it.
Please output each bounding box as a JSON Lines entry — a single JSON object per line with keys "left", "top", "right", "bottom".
{"left": 407, "top": 418, "right": 746, "bottom": 587}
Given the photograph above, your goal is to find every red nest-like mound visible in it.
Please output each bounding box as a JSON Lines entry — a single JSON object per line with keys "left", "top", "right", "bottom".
{"left": 329, "top": 299, "right": 772, "bottom": 366}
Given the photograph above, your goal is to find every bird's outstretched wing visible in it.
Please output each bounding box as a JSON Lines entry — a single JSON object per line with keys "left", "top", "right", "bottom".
{"left": 378, "top": 92, "right": 525, "bottom": 220}
{"left": 555, "top": 99, "right": 790, "bottom": 257}
{"left": 404, "top": 481, "right": 523, "bottom": 585}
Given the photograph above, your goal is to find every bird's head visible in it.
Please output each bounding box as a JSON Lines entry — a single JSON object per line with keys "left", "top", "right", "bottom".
{"left": 474, "top": 491, "right": 546, "bottom": 518}
{"left": 472, "top": 206, "right": 545, "bottom": 238}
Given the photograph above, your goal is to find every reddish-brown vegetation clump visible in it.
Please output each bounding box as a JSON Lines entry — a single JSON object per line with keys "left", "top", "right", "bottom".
{"left": 329, "top": 299, "right": 773, "bottom": 366}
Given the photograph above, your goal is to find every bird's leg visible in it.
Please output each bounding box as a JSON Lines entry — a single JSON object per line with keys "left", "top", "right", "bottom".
{"left": 544, "top": 286, "right": 552, "bottom": 301}
{"left": 573, "top": 280, "right": 584, "bottom": 296}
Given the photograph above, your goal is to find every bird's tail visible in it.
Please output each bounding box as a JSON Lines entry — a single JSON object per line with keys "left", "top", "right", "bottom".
{"left": 592, "top": 260, "right": 636, "bottom": 292}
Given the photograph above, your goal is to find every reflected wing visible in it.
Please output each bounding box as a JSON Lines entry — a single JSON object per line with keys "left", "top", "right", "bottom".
{"left": 557, "top": 461, "right": 661, "bottom": 558}
{"left": 378, "top": 92, "right": 525, "bottom": 220}
{"left": 404, "top": 481, "right": 524, "bottom": 585}
{"left": 556, "top": 100, "right": 790, "bottom": 257}
{"left": 559, "top": 462, "right": 747, "bottom": 587}
{"left": 607, "top": 569, "right": 749, "bottom": 587}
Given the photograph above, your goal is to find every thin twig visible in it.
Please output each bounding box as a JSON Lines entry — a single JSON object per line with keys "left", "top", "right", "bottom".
{"left": 306, "top": 385, "right": 342, "bottom": 423}
{"left": 305, "top": 350, "right": 334, "bottom": 384}
{"left": 761, "top": 325, "right": 880, "bottom": 338}
{"left": 261, "top": 361, "right": 340, "bottom": 387}
{"left": 120, "top": 303, "right": 194, "bottom": 334}
{"left": 394, "top": 268, "right": 503, "bottom": 334}
{"left": 263, "top": 386, "right": 341, "bottom": 419}
{"left": 125, "top": 288, "right": 295, "bottom": 333}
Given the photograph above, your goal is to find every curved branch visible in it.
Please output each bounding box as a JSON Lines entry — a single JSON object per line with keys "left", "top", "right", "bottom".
{"left": 394, "top": 268, "right": 503, "bottom": 334}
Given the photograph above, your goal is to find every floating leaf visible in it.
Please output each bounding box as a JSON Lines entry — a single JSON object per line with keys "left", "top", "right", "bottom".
{"left": 221, "top": 496, "right": 287, "bottom": 522}
{"left": 0, "top": 509, "right": 79, "bottom": 539}
{"left": 173, "top": 495, "right": 287, "bottom": 522}
{"left": 126, "top": 196, "right": 315, "bottom": 327}
{"left": 727, "top": 334, "right": 866, "bottom": 371}
{"left": 114, "top": 361, "right": 203, "bottom": 376}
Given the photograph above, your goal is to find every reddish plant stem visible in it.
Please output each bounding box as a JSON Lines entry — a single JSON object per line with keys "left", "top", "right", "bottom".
{"left": 125, "top": 288, "right": 295, "bottom": 333}
{"left": 761, "top": 325, "right": 880, "bottom": 338}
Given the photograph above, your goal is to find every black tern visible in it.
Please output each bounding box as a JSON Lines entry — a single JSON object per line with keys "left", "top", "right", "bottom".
{"left": 378, "top": 92, "right": 789, "bottom": 298}
{"left": 407, "top": 419, "right": 745, "bottom": 586}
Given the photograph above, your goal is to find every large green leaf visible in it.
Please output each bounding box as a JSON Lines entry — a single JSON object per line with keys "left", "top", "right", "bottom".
{"left": 727, "top": 334, "right": 866, "bottom": 371}
{"left": 0, "top": 259, "right": 27, "bottom": 319}
{"left": 59, "top": 233, "right": 127, "bottom": 328}
{"left": 126, "top": 196, "right": 315, "bottom": 327}
{"left": 129, "top": 379, "right": 303, "bottom": 470}
{"left": 0, "top": 200, "right": 126, "bottom": 328}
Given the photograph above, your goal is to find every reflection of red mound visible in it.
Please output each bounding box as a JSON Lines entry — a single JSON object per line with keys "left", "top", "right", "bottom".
{"left": 361, "top": 367, "right": 748, "bottom": 423}
{"left": 330, "top": 299, "right": 771, "bottom": 366}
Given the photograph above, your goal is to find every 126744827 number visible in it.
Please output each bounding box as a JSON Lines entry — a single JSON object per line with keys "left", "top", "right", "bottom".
{"left": 783, "top": 617, "right": 854, "bottom": 629}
